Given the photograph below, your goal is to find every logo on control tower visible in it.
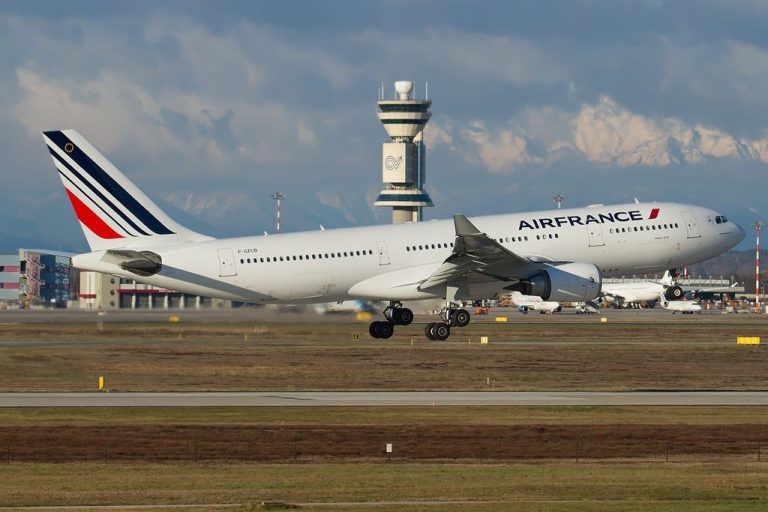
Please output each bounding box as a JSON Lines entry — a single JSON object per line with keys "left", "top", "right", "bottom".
{"left": 384, "top": 155, "right": 402, "bottom": 170}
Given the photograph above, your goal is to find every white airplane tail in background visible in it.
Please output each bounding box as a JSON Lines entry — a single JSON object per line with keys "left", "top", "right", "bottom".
{"left": 42, "top": 129, "right": 212, "bottom": 251}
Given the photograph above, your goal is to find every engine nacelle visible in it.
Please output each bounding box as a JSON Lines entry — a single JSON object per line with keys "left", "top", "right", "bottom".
{"left": 509, "top": 262, "right": 602, "bottom": 302}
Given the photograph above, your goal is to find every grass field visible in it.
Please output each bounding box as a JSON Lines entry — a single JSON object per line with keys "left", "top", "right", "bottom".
{"left": 0, "top": 316, "right": 766, "bottom": 392}
{"left": 1, "top": 312, "right": 767, "bottom": 509}
{"left": 0, "top": 461, "right": 767, "bottom": 511}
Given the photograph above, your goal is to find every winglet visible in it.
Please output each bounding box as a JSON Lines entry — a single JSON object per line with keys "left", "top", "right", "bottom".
{"left": 453, "top": 214, "right": 481, "bottom": 237}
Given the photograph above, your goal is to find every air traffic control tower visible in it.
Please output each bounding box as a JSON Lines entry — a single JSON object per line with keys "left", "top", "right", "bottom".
{"left": 374, "top": 81, "right": 433, "bottom": 223}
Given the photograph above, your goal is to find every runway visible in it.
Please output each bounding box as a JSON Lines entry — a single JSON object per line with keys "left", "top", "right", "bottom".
{"left": 1, "top": 391, "right": 768, "bottom": 407}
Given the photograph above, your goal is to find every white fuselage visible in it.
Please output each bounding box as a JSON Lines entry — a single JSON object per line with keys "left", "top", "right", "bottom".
{"left": 508, "top": 292, "right": 561, "bottom": 313}
{"left": 601, "top": 281, "right": 668, "bottom": 304}
{"left": 73, "top": 202, "right": 745, "bottom": 304}
{"left": 660, "top": 299, "right": 703, "bottom": 313}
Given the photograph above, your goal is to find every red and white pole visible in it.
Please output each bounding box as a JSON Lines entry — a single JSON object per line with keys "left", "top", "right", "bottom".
{"left": 272, "top": 192, "right": 285, "bottom": 234}
{"left": 755, "top": 221, "right": 764, "bottom": 313}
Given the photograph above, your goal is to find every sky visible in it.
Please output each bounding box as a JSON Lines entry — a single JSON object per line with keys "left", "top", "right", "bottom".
{"left": 1, "top": 0, "right": 767, "bottom": 252}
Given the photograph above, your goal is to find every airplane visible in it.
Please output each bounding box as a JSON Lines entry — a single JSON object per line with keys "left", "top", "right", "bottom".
{"left": 313, "top": 300, "right": 379, "bottom": 315}
{"left": 600, "top": 270, "right": 683, "bottom": 307}
{"left": 506, "top": 291, "right": 561, "bottom": 314}
{"left": 42, "top": 129, "right": 746, "bottom": 340}
{"left": 657, "top": 292, "right": 702, "bottom": 314}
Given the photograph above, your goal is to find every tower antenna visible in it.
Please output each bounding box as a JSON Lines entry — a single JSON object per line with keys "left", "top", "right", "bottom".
{"left": 271, "top": 192, "right": 285, "bottom": 234}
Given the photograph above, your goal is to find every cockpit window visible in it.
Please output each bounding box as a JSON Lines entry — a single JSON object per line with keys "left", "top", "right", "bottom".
{"left": 715, "top": 216, "right": 722, "bottom": 224}
{"left": 722, "top": 216, "right": 727, "bottom": 223}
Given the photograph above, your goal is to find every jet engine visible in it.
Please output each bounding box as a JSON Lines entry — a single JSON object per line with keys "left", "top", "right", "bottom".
{"left": 506, "top": 262, "right": 602, "bottom": 302}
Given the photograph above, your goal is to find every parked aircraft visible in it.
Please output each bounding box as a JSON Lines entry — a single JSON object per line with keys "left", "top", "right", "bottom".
{"left": 657, "top": 293, "right": 702, "bottom": 314}
{"left": 313, "top": 300, "right": 379, "bottom": 315}
{"left": 600, "top": 270, "right": 683, "bottom": 307}
{"left": 507, "top": 291, "right": 561, "bottom": 313}
{"left": 43, "top": 130, "right": 745, "bottom": 340}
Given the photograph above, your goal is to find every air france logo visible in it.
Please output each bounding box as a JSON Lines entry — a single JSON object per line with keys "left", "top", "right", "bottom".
{"left": 519, "top": 209, "right": 661, "bottom": 230}
{"left": 384, "top": 155, "right": 402, "bottom": 170}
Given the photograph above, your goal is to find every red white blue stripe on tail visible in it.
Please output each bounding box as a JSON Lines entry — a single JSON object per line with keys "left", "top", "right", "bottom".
{"left": 43, "top": 130, "right": 211, "bottom": 251}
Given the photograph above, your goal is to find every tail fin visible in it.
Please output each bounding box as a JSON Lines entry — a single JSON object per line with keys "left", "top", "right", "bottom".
{"left": 43, "top": 130, "right": 212, "bottom": 251}
{"left": 660, "top": 270, "right": 673, "bottom": 287}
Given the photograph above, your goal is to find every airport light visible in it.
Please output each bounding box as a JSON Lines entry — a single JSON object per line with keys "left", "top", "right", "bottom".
{"left": 553, "top": 194, "right": 566, "bottom": 209}
{"left": 754, "top": 221, "right": 764, "bottom": 313}
{"left": 272, "top": 192, "right": 286, "bottom": 234}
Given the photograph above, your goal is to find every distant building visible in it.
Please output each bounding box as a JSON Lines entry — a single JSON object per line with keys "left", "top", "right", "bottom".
{"left": 18, "top": 249, "right": 76, "bottom": 307}
{"left": 78, "top": 271, "right": 225, "bottom": 310}
{"left": 0, "top": 254, "right": 20, "bottom": 306}
{"left": 1, "top": 249, "right": 227, "bottom": 310}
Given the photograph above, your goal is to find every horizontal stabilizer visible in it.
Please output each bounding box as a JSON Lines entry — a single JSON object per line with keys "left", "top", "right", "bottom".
{"left": 104, "top": 249, "right": 162, "bottom": 277}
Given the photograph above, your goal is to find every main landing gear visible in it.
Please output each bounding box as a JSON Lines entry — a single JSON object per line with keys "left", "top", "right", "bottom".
{"left": 367, "top": 301, "right": 472, "bottom": 342}
{"left": 424, "top": 304, "right": 471, "bottom": 341}
{"left": 368, "top": 302, "right": 413, "bottom": 339}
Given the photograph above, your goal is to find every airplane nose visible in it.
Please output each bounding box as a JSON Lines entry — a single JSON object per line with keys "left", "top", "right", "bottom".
{"left": 736, "top": 223, "right": 746, "bottom": 243}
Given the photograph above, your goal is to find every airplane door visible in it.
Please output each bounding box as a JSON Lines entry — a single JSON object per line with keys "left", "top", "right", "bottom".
{"left": 376, "top": 241, "right": 390, "bottom": 265}
{"left": 681, "top": 210, "right": 701, "bottom": 239}
{"left": 587, "top": 223, "right": 605, "bottom": 247}
{"left": 217, "top": 248, "right": 237, "bottom": 277}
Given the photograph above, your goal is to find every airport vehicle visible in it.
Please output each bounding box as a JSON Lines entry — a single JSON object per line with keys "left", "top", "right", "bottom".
{"left": 657, "top": 292, "right": 702, "bottom": 314}
{"left": 600, "top": 270, "right": 683, "bottom": 307}
{"left": 43, "top": 130, "right": 745, "bottom": 340}
{"left": 506, "top": 291, "right": 561, "bottom": 313}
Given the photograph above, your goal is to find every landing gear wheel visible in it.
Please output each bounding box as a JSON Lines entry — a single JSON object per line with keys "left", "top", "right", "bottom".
{"left": 425, "top": 322, "right": 437, "bottom": 341}
{"left": 450, "top": 309, "right": 470, "bottom": 327}
{"left": 666, "top": 286, "right": 684, "bottom": 300}
{"left": 397, "top": 308, "right": 414, "bottom": 326}
{"left": 369, "top": 321, "right": 394, "bottom": 339}
{"left": 434, "top": 323, "right": 451, "bottom": 341}
{"left": 385, "top": 303, "right": 414, "bottom": 326}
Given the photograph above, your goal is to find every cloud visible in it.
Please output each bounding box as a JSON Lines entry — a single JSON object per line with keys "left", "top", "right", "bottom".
{"left": 452, "top": 95, "right": 768, "bottom": 173}
{"left": 160, "top": 190, "right": 248, "bottom": 220}
{"left": 423, "top": 120, "right": 454, "bottom": 150}
{"left": 461, "top": 121, "right": 544, "bottom": 171}
{"left": 315, "top": 190, "right": 358, "bottom": 224}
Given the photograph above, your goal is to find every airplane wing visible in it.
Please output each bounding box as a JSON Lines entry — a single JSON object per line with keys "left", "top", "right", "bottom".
{"left": 418, "top": 214, "right": 537, "bottom": 291}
